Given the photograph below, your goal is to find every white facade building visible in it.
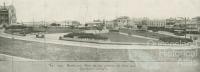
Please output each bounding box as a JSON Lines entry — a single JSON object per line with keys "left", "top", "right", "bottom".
{"left": 146, "top": 19, "right": 166, "bottom": 27}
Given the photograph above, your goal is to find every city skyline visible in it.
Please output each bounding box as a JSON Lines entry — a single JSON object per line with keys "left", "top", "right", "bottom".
{"left": 1, "top": 0, "right": 200, "bottom": 23}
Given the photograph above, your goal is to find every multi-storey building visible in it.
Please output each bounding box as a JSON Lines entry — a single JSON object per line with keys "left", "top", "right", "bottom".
{"left": 146, "top": 19, "right": 166, "bottom": 28}
{"left": 135, "top": 19, "right": 166, "bottom": 31}
{"left": 0, "top": 3, "right": 16, "bottom": 27}
{"left": 85, "top": 20, "right": 103, "bottom": 28}
{"left": 171, "top": 17, "right": 200, "bottom": 34}
{"left": 185, "top": 18, "right": 200, "bottom": 33}
{"left": 166, "top": 18, "right": 176, "bottom": 29}
{"left": 113, "top": 16, "right": 130, "bottom": 28}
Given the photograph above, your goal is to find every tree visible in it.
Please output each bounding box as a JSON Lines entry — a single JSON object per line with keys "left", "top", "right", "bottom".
{"left": 51, "top": 23, "right": 60, "bottom": 26}
{"left": 85, "top": 24, "right": 88, "bottom": 27}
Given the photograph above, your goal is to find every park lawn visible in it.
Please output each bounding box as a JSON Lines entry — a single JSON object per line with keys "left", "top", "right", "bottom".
{"left": 99, "top": 32, "right": 151, "bottom": 43}
{"left": 120, "top": 29, "right": 172, "bottom": 39}
{"left": 0, "top": 37, "right": 129, "bottom": 61}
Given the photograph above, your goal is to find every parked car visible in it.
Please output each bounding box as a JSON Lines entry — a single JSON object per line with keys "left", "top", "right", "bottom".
{"left": 36, "top": 33, "right": 45, "bottom": 38}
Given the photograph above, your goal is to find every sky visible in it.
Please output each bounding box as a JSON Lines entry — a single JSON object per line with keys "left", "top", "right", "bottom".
{"left": 0, "top": 0, "right": 200, "bottom": 23}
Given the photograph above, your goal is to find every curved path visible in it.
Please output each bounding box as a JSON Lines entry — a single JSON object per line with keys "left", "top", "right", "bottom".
{"left": 0, "top": 29, "right": 199, "bottom": 72}
{"left": 0, "top": 29, "right": 197, "bottom": 49}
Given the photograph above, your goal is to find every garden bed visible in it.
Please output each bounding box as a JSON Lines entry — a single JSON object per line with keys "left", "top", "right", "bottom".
{"left": 63, "top": 32, "right": 108, "bottom": 40}
{"left": 59, "top": 37, "right": 136, "bottom": 45}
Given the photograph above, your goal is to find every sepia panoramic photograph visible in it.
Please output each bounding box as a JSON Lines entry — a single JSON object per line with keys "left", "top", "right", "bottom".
{"left": 0, "top": 0, "right": 200, "bottom": 72}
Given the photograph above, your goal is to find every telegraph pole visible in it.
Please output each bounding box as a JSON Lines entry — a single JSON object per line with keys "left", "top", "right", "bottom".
{"left": 33, "top": 17, "right": 35, "bottom": 27}
{"left": 184, "top": 17, "right": 187, "bottom": 38}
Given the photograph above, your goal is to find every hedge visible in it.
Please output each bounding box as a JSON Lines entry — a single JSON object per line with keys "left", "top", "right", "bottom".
{"left": 64, "top": 32, "right": 108, "bottom": 40}
{"left": 159, "top": 37, "right": 193, "bottom": 44}
{"left": 6, "top": 25, "right": 27, "bottom": 29}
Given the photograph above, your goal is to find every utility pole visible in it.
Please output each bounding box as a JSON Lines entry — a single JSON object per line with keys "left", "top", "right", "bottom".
{"left": 33, "top": 17, "right": 35, "bottom": 27}
{"left": 184, "top": 17, "right": 187, "bottom": 39}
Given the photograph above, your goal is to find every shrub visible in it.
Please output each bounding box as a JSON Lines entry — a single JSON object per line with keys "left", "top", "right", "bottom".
{"left": 64, "top": 32, "right": 108, "bottom": 40}
{"left": 5, "top": 25, "right": 33, "bottom": 34}
{"left": 6, "top": 25, "right": 27, "bottom": 29}
{"left": 159, "top": 37, "right": 193, "bottom": 44}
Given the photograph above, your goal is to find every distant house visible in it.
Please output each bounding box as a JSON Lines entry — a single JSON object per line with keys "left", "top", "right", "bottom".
{"left": 85, "top": 21, "right": 102, "bottom": 27}
{"left": 165, "top": 18, "right": 176, "bottom": 29}
{"left": 133, "top": 17, "right": 149, "bottom": 30}
{"left": 85, "top": 20, "right": 104, "bottom": 30}
{"left": 185, "top": 20, "right": 200, "bottom": 33}
{"left": 113, "top": 16, "right": 131, "bottom": 28}
{"left": 54, "top": 20, "right": 81, "bottom": 27}
{"left": 146, "top": 19, "right": 166, "bottom": 28}
{"left": 172, "top": 17, "right": 200, "bottom": 33}
{"left": 105, "top": 21, "right": 114, "bottom": 29}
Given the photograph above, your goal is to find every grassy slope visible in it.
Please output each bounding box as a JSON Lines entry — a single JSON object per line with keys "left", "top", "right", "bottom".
{"left": 0, "top": 36, "right": 199, "bottom": 61}
{"left": 0, "top": 37, "right": 129, "bottom": 61}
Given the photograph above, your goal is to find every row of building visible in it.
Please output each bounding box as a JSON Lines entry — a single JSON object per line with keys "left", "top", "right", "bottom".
{"left": 85, "top": 16, "right": 200, "bottom": 33}
{"left": 1, "top": 3, "right": 200, "bottom": 34}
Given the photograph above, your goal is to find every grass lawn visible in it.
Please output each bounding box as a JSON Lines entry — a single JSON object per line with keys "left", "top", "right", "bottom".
{"left": 0, "top": 37, "right": 129, "bottom": 61}
{"left": 100, "top": 32, "right": 152, "bottom": 43}
{"left": 120, "top": 29, "right": 172, "bottom": 39}
{"left": 0, "top": 36, "right": 198, "bottom": 62}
